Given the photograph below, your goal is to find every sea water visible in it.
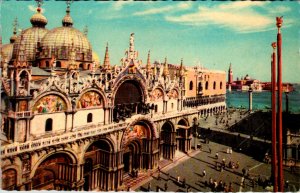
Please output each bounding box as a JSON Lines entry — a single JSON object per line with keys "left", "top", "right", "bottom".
{"left": 226, "top": 84, "right": 300, "bottom": 113}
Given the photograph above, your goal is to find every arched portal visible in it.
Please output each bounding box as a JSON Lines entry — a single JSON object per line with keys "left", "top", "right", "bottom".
{"left": 113, "top": 80, "right": 144, "bottom": 122}
{"left": 121, "top": 120, "right": 159, "bottom": 179}
{"left": 2, "top": 169, "right": 17, "bottom": 190}
{"left": 83, "top": 139, "right": 114, "bottom": 191}
{"left": 160, "top": 122, "right": 176, "bottom": 160}
{"left": 176, "top": 119, "right": 191, "bottom": 153}
{"left": 123, "top": 140, "right": 141, "bottom": 174}
{"left": 32, "top": 153, "right": 75, "bottom": 190}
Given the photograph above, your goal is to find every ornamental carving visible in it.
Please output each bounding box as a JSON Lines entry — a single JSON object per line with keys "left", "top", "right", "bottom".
{"left": 77, "top": 91, "right": 102, "bottom": 109}
{"left": 33, "top": 95, "right": 67, "bottom": 114}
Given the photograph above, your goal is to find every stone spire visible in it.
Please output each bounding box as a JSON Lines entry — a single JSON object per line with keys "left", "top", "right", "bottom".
{"left": 153, "top": 62, "right": 157, "bottom": 76}
{"left": 103, "top": 42, "right": 111, "bottom": 70}
{"left": 10, "top": 17, "right": 18, "bottom": 43}
{"left": 62, "top": 0, "right": 73, "bottom": 27}
{"left": 162, "top": 57, "right": 169, "bottom": 77}
{"left": 128, "top": 33, "right": 138, "bottom": 60}
{"left": 179, "top": 58, "right": 185, "bottom": 78}
{"left": 146, "top": 50, "right": 152, "bottom": 75}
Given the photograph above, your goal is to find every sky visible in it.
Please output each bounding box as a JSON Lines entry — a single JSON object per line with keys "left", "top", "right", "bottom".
{"left": 1, "top": 0, "right": 300, "bottom": 83}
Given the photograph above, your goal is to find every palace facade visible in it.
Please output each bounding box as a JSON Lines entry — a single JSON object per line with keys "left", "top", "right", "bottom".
{"left": 0, "top": 3, "right": 226, "bottom": 191}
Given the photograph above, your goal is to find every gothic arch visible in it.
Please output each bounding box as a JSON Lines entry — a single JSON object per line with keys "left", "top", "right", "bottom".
{"left": 17, "top": 69, "right": 32, "bottom": 81}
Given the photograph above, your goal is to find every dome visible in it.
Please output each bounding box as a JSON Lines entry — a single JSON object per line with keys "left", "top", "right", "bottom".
{"left": 92, "top": 51, "right": 100, "bottom": 64}
{"left": 9, "top": 34, "right": 18, "bottom": 43}
{"left": 30, "top": 7, "right": 47, "bottom": 27}
{"left": 1, "top": 43, "right": 14, "bottom": 62}
{"left": 40, "top": 27, "right": 92, "bottom": 62}
{"left": 12, "top": 27, "right": 49, "bottom": 62}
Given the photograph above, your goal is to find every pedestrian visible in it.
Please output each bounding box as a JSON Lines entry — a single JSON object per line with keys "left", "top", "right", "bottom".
{"left": 182, "top": 177, "right": 186, "bottom": 188}
{"left": 242, "top": 168, "right": 246, "bottom": 177}
{"left": 164, "top": 182, "right": 168, "bottom": 191}
{"left": 203, "top": 169, "right": 206, "bottom": 177}
{"left": 147, "top": 182, "right": 151, "bottom": 191}
{"left": 215, "top": 152, "right": 219, "bottom": 159}
{"left": 209, "top": 147, "right": 212, "bottom": 154}
{"left": 177, "top": 175, "right": 180, "bottom": 182}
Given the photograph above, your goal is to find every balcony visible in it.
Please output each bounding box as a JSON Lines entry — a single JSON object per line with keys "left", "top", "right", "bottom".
{"left": 8, "top": 111, "right": 32, "bottom": 119}
{"left": 0, "top": 122, "right": 127, "bottom": 158}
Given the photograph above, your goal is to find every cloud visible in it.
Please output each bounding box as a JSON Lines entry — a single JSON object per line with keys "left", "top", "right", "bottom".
{"left": 112, "top": 1, "right": 133, "bottom": 11}
{"left": 133, "top": 3, "right": 191, "bottom": 16}
{"left": 28, "top": 5, "right": 45, "bottom": 13}
{"left": 165, "top": 2, "right": 278, "bottom": 33}
{"left": 265, "top": 5, "right": 291, "bottom": 14}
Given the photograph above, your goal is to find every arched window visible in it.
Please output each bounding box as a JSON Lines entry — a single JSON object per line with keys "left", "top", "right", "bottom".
{"left": 220, "top": 82, "right": 223, "bottom": 89}
{"left": 155, "top": 105, "right": 158, "bottom": 113}
{"left": 189, "top": 81, "right": 193, "bottom": 90}
{"left": 171, "top": 103, "right": 174, "bottom": 109}
{"left": 45, "top": 118, "right": 53, "bottom": 132}
{"left": 56, "top": 61, "right": 61, "bottom": 68}
{"left": 205, "top": 81, "right": 209, "bottom": 90}
{"left": 79, "top": 63, "right": 84, "bottom": 69}
{"left": 213, "top": 81, "right": 216, "bottom": 90}
{"left": 87, "top": 113, "right": 93, "bottom": 123}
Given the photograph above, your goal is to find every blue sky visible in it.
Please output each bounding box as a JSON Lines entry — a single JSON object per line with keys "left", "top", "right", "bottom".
{"left": 1, "top": 1, "right": 299, "bottom": 83}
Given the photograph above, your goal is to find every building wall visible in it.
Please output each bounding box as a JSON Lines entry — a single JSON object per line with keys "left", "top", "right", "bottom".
{"left": 201, "top": 71, "right": 226, "bottom": 96}
{"left": 185, "top": 69, "right": 197, "bottom": 98}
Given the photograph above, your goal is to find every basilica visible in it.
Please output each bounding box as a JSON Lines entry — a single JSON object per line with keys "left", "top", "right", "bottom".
{"left": 0, "top": 2, "right": 226, "bottom": 191}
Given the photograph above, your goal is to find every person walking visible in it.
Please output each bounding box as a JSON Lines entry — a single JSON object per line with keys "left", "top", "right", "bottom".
{"left": 147, "top": 182, "right": 151, "bottom": 191}
{"left": 208, "top": 147, "right": 212, "bottom": 154}
{"left": 215, "top": 152, "right": 219, "bottom": 159}
{"left": 203, "top": 169, "right": 206, "bottom": 177}
{"left": 164, "top": 182, "right": 168, "bottom": 191}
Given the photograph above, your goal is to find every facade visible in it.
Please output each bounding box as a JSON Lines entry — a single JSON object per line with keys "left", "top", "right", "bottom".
{"left": 0, "top": 4, "right": 226, "bottom": 191}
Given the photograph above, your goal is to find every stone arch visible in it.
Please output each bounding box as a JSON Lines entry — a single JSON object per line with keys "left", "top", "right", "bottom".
{"left": 30, "top": 150, "right": 78, "bottom": 179}
{"left": 160, "top": 121, "right": 176, "bottom": 160}
{"left": 76, "top": 88, "right": 108, "bottom": 109}
{"left": 1, "top": 168, "right": 18, "bottom": 190}
{"left": 31, "top": 91, "right": 72, "bottom": 112}
{"left": 112, "top": 75, "right": 147, "bottom": 106}
{"left": 176, "top": 118, "right": 191, "bottom": 153}
{"left": 31, "top": 151, "right": 77, "bottom": 190}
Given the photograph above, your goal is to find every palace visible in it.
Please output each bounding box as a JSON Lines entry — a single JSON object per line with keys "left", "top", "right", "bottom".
{"left": 0, "top": 3, "right": 226, "bottom": 191}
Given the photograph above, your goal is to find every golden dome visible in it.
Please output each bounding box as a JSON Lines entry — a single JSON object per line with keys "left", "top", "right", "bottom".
{"left": 40, "top": 27, "right": 92, "bottom": 62}
{"left": 62, "top": 6, "right": 73, "bottom": 27}
{"left": 1, "top": 43, "right": 14, "bottom": 61}
{"left": 30, "top": 7, "right": 47, "bottom": 27}
{"left": 12, "top": 27, "right": 49, "bottom": 62}
{"left": 92, "top": 51, "right": 100, "bottom": 64}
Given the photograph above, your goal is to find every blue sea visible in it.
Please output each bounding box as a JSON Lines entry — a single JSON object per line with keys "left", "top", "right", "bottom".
{"left": 226, "top": 84, "right": 300, "bottom": 113}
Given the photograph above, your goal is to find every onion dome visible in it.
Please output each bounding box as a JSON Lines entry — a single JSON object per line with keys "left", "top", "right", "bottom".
{"left": 92, "top": 51, "right": 100, "bottom": 64}
{"left": 11, "top": 4, "right": 48, "bottom": 62}
{"left": 1, "top": 44, "right": 14, "bottom": 62}
{"left": 12, "top": 28, "right": 48, "bottom": 62}
{"left": 39, "top": 4, "right": 92, "bottom": 63}
{"left": 30, "top": 6, "right": 47, "bottom": 28}
{"left": 62, "top": 4, "right": 73, "bottom": 27}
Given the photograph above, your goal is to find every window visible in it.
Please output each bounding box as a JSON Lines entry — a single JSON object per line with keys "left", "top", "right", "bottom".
{"left": 87, "top": 113, "right": 93, "bottom": 123}
{"left": 155, "top": 105, "right": 158, "bottom": 113}
{"left": 45, "top": 119, "right": 53, "bottom": 132}
{"left": 56, "top": 61, "right": 61, "bottom": 68}
{"left": 205, "top": 81, "right": 209, "bottom": 90}
{"left": 46, "top": 61, "right": 50, "bottom": 68}
{"left": 220, "top": 82, "right": 223, "bottom": 89}
{"left": 213, "top": 81, "right": 216, "bottom": 90}
{"left": 189, "top": 81, "right": 193, "bottom": 90}
{"left": 171, "top": 103, "right": 174, "bottom": 109}
{"left": 79, "top": 63, "right": 84, "bottom": 69}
